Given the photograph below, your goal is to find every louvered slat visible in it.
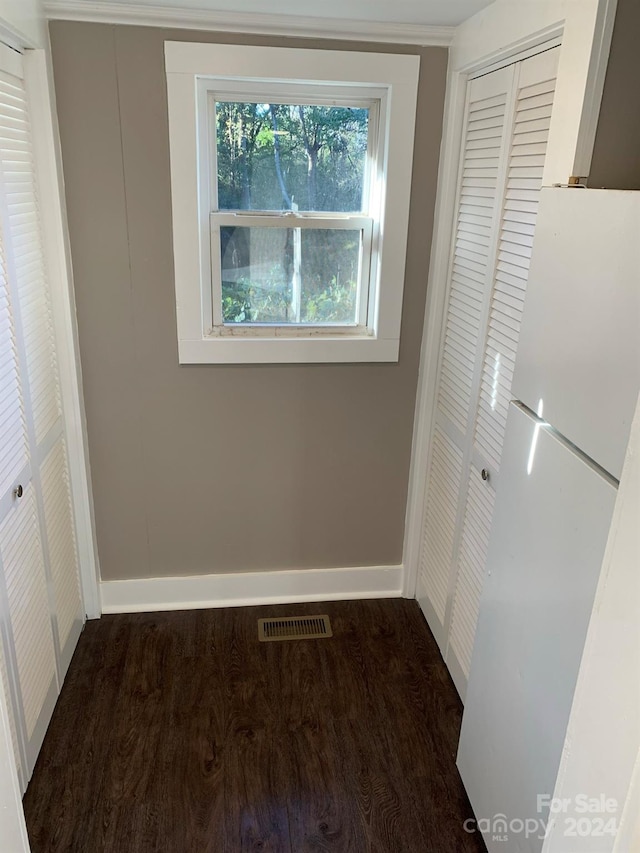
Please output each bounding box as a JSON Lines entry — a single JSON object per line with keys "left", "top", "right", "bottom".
{"left": 0, "top": 484, "right": 56, "bottom": 738}
{"left": 40, "top": 437, "right": 82, "bottom": 650}
{"left": 445, "top": 50, "right": 559, "bottom": 694}
{"left": 473, "top": 65, "right": 558, "bottom": 472}
{"left": 419, "top": 68, "right": 511, "bottom": 642}
{"left": 437, "top": 84, "right": 507, "bottom": 436}
{"left": 419, "top": 427, "right": 463, "bottom": 623}
{"left": 0, "top": 70, "right": 61, "bottom": 447}
{"left": 419, "top": 50, "right": 558, "bottom": 696}
{"left": 448, "top": 468, "right": 496, "bottom": 678}
{"left": 0, "top": 53, "right": 84, "bottom": 791}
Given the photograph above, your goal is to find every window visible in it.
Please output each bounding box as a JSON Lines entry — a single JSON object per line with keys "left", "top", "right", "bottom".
{"left": 165, "top": 42, "right": 419, "bottom": 363}
{"left": 213, "top": 99, "right": 372, "bottom": 329}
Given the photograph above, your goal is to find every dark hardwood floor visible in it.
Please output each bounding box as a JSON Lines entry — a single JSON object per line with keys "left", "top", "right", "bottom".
{"left": 23, "top": 598, "right": 486, "bottom": 852}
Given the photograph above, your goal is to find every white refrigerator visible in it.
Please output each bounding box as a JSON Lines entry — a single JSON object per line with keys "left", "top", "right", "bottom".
{"left": 457, "top": 188, "right": 640, "bottom": 853}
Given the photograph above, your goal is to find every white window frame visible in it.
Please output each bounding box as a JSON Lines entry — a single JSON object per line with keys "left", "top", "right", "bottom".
{"left": 165, "top": 41, "right": 420, "bottom": 364}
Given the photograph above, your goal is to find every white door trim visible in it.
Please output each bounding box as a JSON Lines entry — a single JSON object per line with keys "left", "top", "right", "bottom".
{"left": 23, "top": 49, "right": 101, "bottom": 619}
{"left": 402, "top": 0, "right": 618, "bottom": 601}
{"left": 572, "top": 0, "right": 619, "bottom": 177}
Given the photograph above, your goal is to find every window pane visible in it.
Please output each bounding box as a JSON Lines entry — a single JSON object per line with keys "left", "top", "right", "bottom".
{"left": 215, "top": 102, "right": 369, "bottom": 213}
{"left": 220, "top": 226, "right": 361, "bottom": 325}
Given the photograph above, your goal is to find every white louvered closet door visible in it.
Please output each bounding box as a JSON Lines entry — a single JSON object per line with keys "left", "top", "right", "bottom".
{"left": 418, "top": 48, "right": 559, "bottom": 699}
{"left": 0, "top": 44, "right": 84, "bottom": 792}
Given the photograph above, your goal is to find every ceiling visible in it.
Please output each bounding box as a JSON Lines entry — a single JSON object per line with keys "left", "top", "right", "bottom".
{"left": 76, "top": 0, "right": 495, "bottom": 27}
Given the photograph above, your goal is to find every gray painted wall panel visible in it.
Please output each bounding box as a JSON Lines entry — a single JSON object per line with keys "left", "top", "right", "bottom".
{"left": 49, "top": 21, "right": 447, "bottom": 581}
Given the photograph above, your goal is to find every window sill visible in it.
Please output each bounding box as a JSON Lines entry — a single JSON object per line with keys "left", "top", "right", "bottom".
{"left": 177, "top": 335, "right": 400, "bottom": 364}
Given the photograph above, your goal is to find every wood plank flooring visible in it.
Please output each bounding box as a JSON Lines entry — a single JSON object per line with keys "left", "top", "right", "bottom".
{"left": 23, "top": 599, "right": 486, "bottom": 852}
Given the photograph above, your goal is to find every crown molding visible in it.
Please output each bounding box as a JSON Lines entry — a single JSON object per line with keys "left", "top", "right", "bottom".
{"left": 43, "top": 1, "right": 455, "bottom": 46}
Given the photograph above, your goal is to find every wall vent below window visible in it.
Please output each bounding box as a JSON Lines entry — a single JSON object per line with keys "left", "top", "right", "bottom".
{"left": 258, "top": 615, "right": 332, "bottom": 642}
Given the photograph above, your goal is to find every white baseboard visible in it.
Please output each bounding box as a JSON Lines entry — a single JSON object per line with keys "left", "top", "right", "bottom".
{"left": 100, "top": 564, "right": 404, "bottom": 614}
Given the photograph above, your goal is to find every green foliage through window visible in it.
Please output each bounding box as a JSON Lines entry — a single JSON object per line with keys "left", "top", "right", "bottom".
{"left": 215, "top": 101, "right": 369, "bottom": 325}
{"left": 219, "top": 226, "right": 360, "bottom": 325}
{"left": 215, "top": 101, "right": 369, "bottom": 213}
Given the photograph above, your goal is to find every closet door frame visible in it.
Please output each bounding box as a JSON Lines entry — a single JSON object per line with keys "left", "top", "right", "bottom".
{"left": 0, "top": 44, "right": 61, "bottom": 777}
{"left": 0, "top": 15, "right": 98, "bottom": 851}
{"left": 404, "top": 0, "right": 618, "bottom": 625}
{"left": 404, "top": 35, "right": 561, "bottom": 642}
{"left": 21, "top": 47, "right": 101, "bottom": 620}
{"left": 0, "top": 37, "right": 100, "bottom": 788}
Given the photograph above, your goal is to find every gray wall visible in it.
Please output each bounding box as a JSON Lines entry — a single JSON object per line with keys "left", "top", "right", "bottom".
{"left": 589, "top": 0, "right": 640, "bottom": 189}
{"left": 49, "top": 21, "right": 447, "bottom": 582}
